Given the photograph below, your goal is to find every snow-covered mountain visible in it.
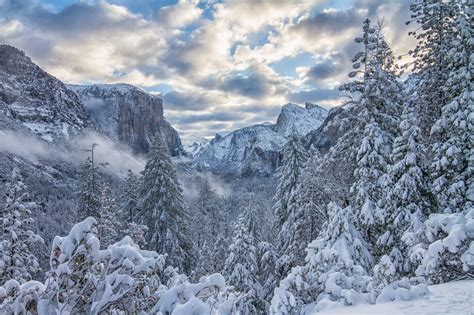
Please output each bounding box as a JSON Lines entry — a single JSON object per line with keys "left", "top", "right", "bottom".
{"left": 194, "top": 103, "right": 328, "bottom": 175}
{"left": 70, "top": 84, "right": 184, "bottom": 156}
{"left": 0, "top": 45, "right": 90, "bottom": 142}
{"left": 181, "top": 135, "right": 211, "bottom": 157}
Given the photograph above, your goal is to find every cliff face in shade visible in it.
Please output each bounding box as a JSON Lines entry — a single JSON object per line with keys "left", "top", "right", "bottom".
{"left": 69, "top": 84, "right": 185, "bottom": 156}
{"left": 0, "top": 45, "right": 90, "bottom": 141}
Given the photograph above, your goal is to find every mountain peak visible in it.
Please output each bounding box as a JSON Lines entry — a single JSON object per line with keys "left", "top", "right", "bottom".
{"left": 274, "top": 102, "right": 328, "bottom": 137}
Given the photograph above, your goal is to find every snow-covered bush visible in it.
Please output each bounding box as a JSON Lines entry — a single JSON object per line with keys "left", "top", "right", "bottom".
{"left": 415, "top": 209, "right": 474, "bottom": 283}
{"left": 153, "top": 270, "right": 238, "bottom": 314}
{"left": 0, "top": 217, "right": 237, "bottom": 314}
{"left": 0, "top": 280, "right": 44, "bottom": 314}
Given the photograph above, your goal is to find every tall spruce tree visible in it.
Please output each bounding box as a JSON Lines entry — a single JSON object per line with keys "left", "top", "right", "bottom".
{"left": 118, "top": 170, "right": 147, "bottom": 247}
{"left": 273, "top": 133, "right": 308, "bottom": 277}
{"left": 407, "top": 0, "right": 459, "bottom": 138}
{"left": 0, "top": 167, "right": 42, "bottom": 284}
{"left": 138, "top": 135, "right": 195, "bottom": 273}
{"left": 77, "top": 157, "right": 101, "bottom": 221}
{"left": 224, "top": 210, "right": 263, "bottom": 314}
{"left": 270, "top": 203, "right": 373, "bottom": 314}
{"left": 376, "top": 106, "right": 432, "bottom": 277}
{"left": 97, "top": 182, "right": 120, "bottom": 248}
{"left": 430, "top": 0, "right": 473, "bottom": 214}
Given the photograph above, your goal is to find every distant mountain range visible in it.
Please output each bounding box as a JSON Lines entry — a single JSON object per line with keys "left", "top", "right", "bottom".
{"left": 185, "top": 103, "right": 328, "bottom": 175}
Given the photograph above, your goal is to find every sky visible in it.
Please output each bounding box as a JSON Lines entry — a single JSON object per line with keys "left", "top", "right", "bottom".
{"left": 0, "top": 0, "right": 416, "bottom": 138}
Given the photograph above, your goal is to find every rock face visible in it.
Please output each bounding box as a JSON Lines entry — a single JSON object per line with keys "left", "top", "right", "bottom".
{"left": 304, "top": 102, "right": 362, "bottom": 154}
{"left": 193, "top": 103, "right": 328, "bottom": 175}
{"left": 0, "top": 45, "right": 90, "bottom": 141}
{"left": 70, "top": 84, "right": 184, "bottom": 156}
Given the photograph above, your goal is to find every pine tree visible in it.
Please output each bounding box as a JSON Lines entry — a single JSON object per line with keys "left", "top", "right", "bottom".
{"left": 430, "top": 0, "right": 473, "bottom": 214}
{"left": 0, "top": 167, "right": 42, "bottom": 284}
{"left": 97, "top": 183, "right": 120, "bottom": 248}
{"left": 273, "top": 133, "right": 308, "bottom": 277}
{"left": 271, "top": 203, "right": 373, "bottom": 314}
{"left": 118, "top": 169, "right": 140, "bottom": 223}
{"left": 138, "top": 135, "right": 195, "bottom": 273}
{"left": 258, "top": 241, "right": 279, "bottom": 309}
{"left": 377, "top": 107, "right": 432, "bottom": 276}
{"left": 77, "top": 157, "right": 101, "bottom": 221}
{"left": 224, "top": 211, "right": 263, "bottom": 314}
{"left": 118, "top": 170, "right": 148, "bottom": 247}
{"left": 290, "top": 147, "right": 330, "bottom": 266}
{"left": 351, "top": 121, "right": 391, "bottom": 252}
{"left": 194, "top": 178, "right": 223, "bottom": 249}
{"left": 407, "top": 0, "right": 459, "bottom": 137}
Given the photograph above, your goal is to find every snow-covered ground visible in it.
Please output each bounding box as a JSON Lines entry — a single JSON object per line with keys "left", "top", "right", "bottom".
{"left": 316, "top": 280, "right": 474, "bottom": 315}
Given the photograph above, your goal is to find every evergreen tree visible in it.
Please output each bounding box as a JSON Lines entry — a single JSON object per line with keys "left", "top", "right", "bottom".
{"left": 351, "top": 121, "right": 391, "bottom": 252}
{"left": 118, "top": 170, "right": 148, "bottom": 248}
{"left": 271, "top": 203, "right": 373, "bottom": 314}
{"left": 77, "top": 157, "right": 101, "bottom": 221}
{"left": 258, "top": 241, "right": 279, "bottom": 309}
{"left": 223, "top": 211, "right": 263, "bottom": 314}
{"left": 291, "top": 146, "right": 330, "bottom": 266}
{"left": 138, "top": 135, "right": 195, "bottom": 273}
{"left": 97, "top": 183, "right": 120, "bottom": 248}
{"left": 118, "top": 169, "right": 140, "bottom": 223}
{"left": 377, "top": 107, "right": 432, "bottom": 276}
{"left": 407, "top": 0, "right": 459, "bottom": 137}
{"left": 194, "top": 178, "right": 223, "bottom": 248}
{"left": 0, "top": 167, "right": 42, "bottom": 284}
{"left": 430, "top": 0, "right": 473, "bottom": 214}
{"left": 273, "top": 133, "right": 308, "bottom": 277}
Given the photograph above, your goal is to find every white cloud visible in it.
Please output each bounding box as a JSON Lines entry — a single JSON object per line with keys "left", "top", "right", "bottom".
{"left": 0, "top": 0, "right": 415, "bottom": 136}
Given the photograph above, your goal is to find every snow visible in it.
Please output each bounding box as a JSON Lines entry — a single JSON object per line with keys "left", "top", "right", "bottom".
{"left": 312, "top": 280, "right": 474, "bottom": 315}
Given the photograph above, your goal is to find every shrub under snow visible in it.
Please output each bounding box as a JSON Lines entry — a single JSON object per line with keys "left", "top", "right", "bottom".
{"left": 0, "top": 217, "right": 237, "bottom": 314}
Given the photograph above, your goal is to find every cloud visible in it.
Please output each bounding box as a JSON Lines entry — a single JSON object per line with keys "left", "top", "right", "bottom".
{"left": 162, "top": 91, "right": 216, "bottom": 111}
{"left": 155, "top": 0, "right": 202, "bottom": 28}
{"left": 220, "top": 72, "right": 273, "bottom": 99}
{"left": 0, "top": 0, "right": 416, "bottom": 136}
{"left": 0, "top": 129, "right": 145, "bottom": 176}
{"left": 0, "top": 130, "right": 49, "bottom": 161}
{"left": 288, "top": 88, "right": 341, "bottom": 105}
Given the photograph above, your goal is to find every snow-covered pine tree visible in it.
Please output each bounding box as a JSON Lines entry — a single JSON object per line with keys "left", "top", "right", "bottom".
{"left": 138, "top": 134, "right": 195, "bottom": 274}
{"left": 0, "top": 167, "right": 42, "bottom": 284}
{"left": 118, "top": 170, "right": 148, "bottom": 247}
{"left": 258, "top": 241, "right": 279, "bottom": 309}
{"left": 430, "top": 0, "right": 473, "bottom": 215}
{"left": 194, "top": 177, "right": 223, "bottom": 248}
{"left": 77, "top": 156, "right": 101, "bottom": 221}
{"left": 270, "top": 202, "right": 373, "bottom": 314}
{"left": 338, "top": 19, "right": 402, "bottom": 252}
{"left": 290, "top": 146, "right": 330, "bottom": 266}
{"left": 351, "top": 121, "right": 391, "bottom": 253}
{"left": 224, "top": 210, "right": 263, "bottom": 314}
{"left": 97, "top": 182, "right": 120, "bottom": 248}
{"left": 407, "top": 0, "right": 459, "bottom": 138}
{"left": 118, "top": 169, "right": 140, "bottom": 223}
{"left": 273, "top": 133, "right": 307, "bottom": 277}
{"left": 376, "top": 106, "right": 432, "bottom": 277}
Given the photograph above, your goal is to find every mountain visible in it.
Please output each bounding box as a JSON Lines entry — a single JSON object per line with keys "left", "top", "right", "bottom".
{"left": 193, "top": 103, "right": 328, "bottom": 175}
{"left": 0, "top": 45, "right": 90, "bottom": 141}
{"left": 70, "top": 84, "right": 184, "bottom": 156}
{"left": 181, "top": 135, "right": 211, "bottom": 157}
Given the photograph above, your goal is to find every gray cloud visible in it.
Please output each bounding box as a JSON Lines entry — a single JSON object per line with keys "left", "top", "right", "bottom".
{"left": 163, "top": 91, "right": 216, "bottom": 111}
{"left": 288, "top": 88, "right": 341, "bottom": 104}
{"left": 171, "top": 111, "right": 247, "bottom": 125}
{"left": 220, "top": 72, "right": 273, "bottom": 99}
